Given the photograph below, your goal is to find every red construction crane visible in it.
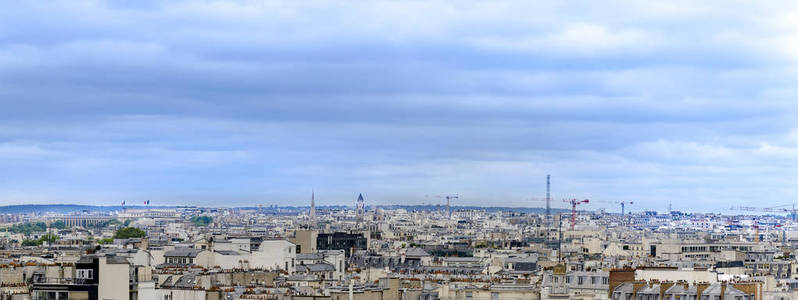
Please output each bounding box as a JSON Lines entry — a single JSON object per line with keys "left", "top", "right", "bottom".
{"left": 563, "top": 198, "right": 589, "bottom": 230}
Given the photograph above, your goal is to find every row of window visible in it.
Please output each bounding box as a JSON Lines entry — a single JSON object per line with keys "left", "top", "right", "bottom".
{"left": 166, "top": 257, "right": 194, "bottom": 264}
{"left": 76, "top": 269, "right": 93, "bottom": 279}
{"left": 552, "top": 275, "right": 608, "bottom": 285}
{"left": 614, "top": 292, "right": 752, "bottom": 300}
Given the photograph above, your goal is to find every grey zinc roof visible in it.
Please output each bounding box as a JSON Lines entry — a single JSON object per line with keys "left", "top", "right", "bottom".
{"left": 724, "top": 286, "right": 747, "bottom": 296}
{"left": 665, "top": 284, "right": 687, "bottom": 295}
{"left": 444, "top": 257, "right": 481, "bottom": 262}
{"left": 161, "top": 276, "right": 174, "bottom": 287}
{"left": 614, "top": 282, "right": 635, "bottom": 293}
{"left": 297, "top": 263, "right": 336, "bottom": 272}
{"left": 297, "top": 253, "right": 324, "bottom": 260}
{"left": 174, "top": 274, "right": 199, "bottom": 288}
{"left": 406, "top": 248, "right": 430, "bottom": 257}
{"left": 505, "top": 256, "right": 537, "bottom": 263}
{"left": 685, "top": 285, "right": 698, "bottom": 294}
{"left": 164, "top": 248, "right": 204, "bottom": 258}
{"left": 638, "top": 284, "right": 660, "bottom": 295}
{"left": 702, "top": 284, "right": 723, "bottom": 295}
{"left": 77, "top": 256, "right": 94, "bottom": 264}
{"left": 106, "top": 255, "right": 131, "bottom": 264}
{"left": 287, "top": 274, "right": 319, "bottom": 281}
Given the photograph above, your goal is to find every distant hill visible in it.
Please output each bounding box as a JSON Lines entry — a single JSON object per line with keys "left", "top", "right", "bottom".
{"left": 0, "top": 204, "right": 150, "bottom": 214}
{"left": 0, "top": 204, "right": 572, "bottom": 215}
{"left": 242, "top": 204, "right": 572, "bottom": 214}
{"left": 385, "top": 205, "right": 571, "bottom": 214}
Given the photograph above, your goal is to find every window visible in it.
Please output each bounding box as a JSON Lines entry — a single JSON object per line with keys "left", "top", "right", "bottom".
{"left": 591, "top": 276, "right": 596, "bottom": 284}
{"left": 578, "top": 276, "right": 584, "bottom": 285}
{"left": 76, "top": 269, "right": 93, "bottom": 279}
{"left": 566, "top": 276, "right": 571, "bottom": 283}
{"left": 602, "top": 277, "right": 608, "bottom": 284}
{"left": 466, "top": 292, "right": 473, "bottom": 300}
{"left": 491, "top": 292, "right": 499, "bottom": 300}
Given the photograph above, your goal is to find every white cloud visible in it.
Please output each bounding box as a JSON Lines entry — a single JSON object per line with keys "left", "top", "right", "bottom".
{"left": 0, "top": 0, "right": 798, "bottom": 209}
{"left": 468, "top": 23, "right": 659, "bottom": 55}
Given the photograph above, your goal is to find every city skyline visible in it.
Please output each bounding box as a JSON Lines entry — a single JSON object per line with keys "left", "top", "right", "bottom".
{"left": 2, "top": 2, "right": 798, "bottom": 210}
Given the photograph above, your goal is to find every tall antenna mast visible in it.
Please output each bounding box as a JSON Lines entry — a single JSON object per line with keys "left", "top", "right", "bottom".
{"left": 310, "top": 190, "right": 316, "bottom": 228}
{"left": 557, "top": 212, "right": 562, "bottom": 262}
{"left": 546, "top": 175, "right": 551, "bottom": 220}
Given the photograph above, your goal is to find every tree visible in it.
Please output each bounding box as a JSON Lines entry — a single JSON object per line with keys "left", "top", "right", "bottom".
{"left": 38, "top": 233, "right": 59, "bottom": 245}
{"left": 114, "top": 227, "right": 146, "bottom": 239}
{"left": 7, "top": 222, "right": 47, "bottom": 235}
{"left": 98, "top": 238, "right": 115, "bottom": 244}
{"left": 190, "top": 216, "right": 213, "bottom": 227}
{"left": 51, "top": 220, "right": 67, "bottom": 229}
{"left": 21, "top": 240, "right": 38, "bottom": 247}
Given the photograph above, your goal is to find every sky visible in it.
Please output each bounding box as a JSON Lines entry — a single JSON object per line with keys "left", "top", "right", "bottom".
{"left": 1, "top": 1, "right": 798, "bottom": 212}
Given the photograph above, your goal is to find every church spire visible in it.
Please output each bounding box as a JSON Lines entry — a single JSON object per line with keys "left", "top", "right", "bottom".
{"left": 356, "top": 193, "right": 365, "bottom": 221}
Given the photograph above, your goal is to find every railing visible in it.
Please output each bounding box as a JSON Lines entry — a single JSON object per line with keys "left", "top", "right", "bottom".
{"left": 441, "top": 297, "right": 554, "bottom": 300}
{"left": 33, "top": 277, "right": 94, "bottom": 285}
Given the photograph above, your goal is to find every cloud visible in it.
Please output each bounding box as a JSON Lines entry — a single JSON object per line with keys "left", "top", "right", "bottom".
{"left": 470, "top": 23, "right": 659, "bottom": 55}
{"left": 0, "top": 1, "right": 796, "bottom": 210}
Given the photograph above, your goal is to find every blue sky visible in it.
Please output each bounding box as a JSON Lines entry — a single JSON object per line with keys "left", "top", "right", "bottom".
{"left": 1, "top": 1, "right": 798, "bottom": 211}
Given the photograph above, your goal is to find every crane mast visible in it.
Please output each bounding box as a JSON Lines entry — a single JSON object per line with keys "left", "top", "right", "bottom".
{"left": 563, "top": 198, "right": 589, "bottom": 230}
